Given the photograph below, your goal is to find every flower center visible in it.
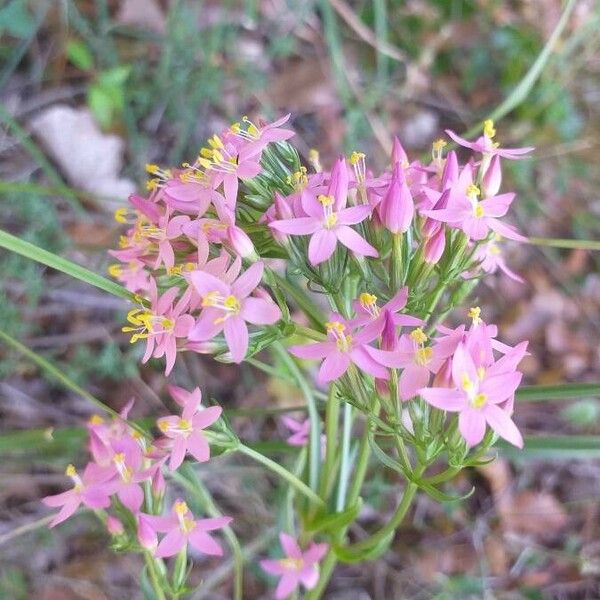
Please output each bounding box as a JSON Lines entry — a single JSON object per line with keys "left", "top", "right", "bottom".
{"left": 483, "top": 119, "right": 496, "bottom": 139}
{"left": 415, "top": 347, "right": 433, "bottom": 366}
{"left": 112, "top": 452, "right": 133, "bottom": 482}
{"left": 318, "top": 194, "right": 338, "bottom": 229}
{"left": 359, "top": 292, "right": 379, "bottom": 317}
{"left": 472, "top": 393, "right": 487, "bottom": 409}
{"left": 65, "top": 464, "right": 83, "bottom": 491}
{"left": 350, "top": 151, "right": 366, "bottom": 184}
{"left": 122, "top": 309, "right": 174, "bottom": 343}
{"left": 175, "top": 501, "right": 197, "bottom": 533}
{"left": 468, "top": 306, "right": 482, "bottom": 325}
{"left": 326, "top": 320, "right": 352, "bottom": 352}
{"left": 280, "top": 557, "right": 304, "bottom": 571}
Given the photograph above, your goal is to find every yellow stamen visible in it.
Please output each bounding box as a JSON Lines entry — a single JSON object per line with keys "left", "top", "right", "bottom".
{"left": 88, "top": 415, "right": 104, "bottom": 426}
{"left": 461, "top": 373, "right": 474, "bottom": 392}
{"left": 65, "top": 464, "right": 77, "bottom": 477}
{"left": 359, "top": 292, "right": 377, "bottom": 306}
{"left": 108, "top": 264, "right": 122, "bottom": 278}
{"left": 324, "top": 213, "right": 338, "bottom": 228}
{"left": 468, "top": 306, "right": 482, "bottom": 325}
{"left": 175, "top": 500, "right": 189, "bottom": 516}
{"left": 477, "top": 367, "right": 486, "bottom": 380}
{"left": 114, "top": 208, "right": 128, "bottom": 224}
{"left": 474, "top": 204, "right": 484, "bottom": 218}
{"left": 472, "top": 393, "right": 487, "bottom": 408}
{"left": 467, "top": 184, "right": 481, "bottom": 198}
{"left": 483, "top": 119, "right": 496, "bottom": 139}
{"left": 432, "top": 139, "right": 447, "bottom": 152}
{"left": 410, "top": 328, "right": 428, "bottom": 344}
{"left": 318, "top": 194, "right": 334, "bottom": 206}
{"left": 325, "top": 321, "right": 346, "bottom": 335}
{"left": 415, "top": 347, "right": 433, "bottom": 366}
{"left": 223, "top": 295, "right": 241, "bottom": 313}
{"left": 349, "top": 151, "right": 365, "bottom": 166}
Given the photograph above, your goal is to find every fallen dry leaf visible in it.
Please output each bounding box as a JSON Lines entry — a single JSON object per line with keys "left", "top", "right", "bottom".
{"left": 29, "top": 105, "right": 136, "bottom": 201}
{"left": 507, "top": 491, "right": 568, "bottom": 537}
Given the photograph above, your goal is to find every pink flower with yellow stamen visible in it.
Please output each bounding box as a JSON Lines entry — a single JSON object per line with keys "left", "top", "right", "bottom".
{"left": 269, "top": 157, "right": 377, "bottom": 265}
{"left": 141, "top": 500, "right": 231, "bottom": 558}
{"left": 156, "top": 386, "right": 222, "bottom": 470}
{"left": 188, "top": 262, "right": 281, "bottom": 363}
{"left": 260, "top": 533, "right": 328, "bottom": 599}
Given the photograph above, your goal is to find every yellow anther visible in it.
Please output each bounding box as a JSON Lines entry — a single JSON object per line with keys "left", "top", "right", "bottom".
{"left": 179, "top": 418, "right": 191, "bottom": 430}
{"left": 202, "top": 291, "right": 221, "bottom": 308}
{"left": 199, "top": 147, "right": 214, "bottom": 159}
{"left": 174, "top": 500, "right": 189, "bottom": 516}
{"left": 158, "top": 420, "right": 169, "bottom": 432}
{"left": 65, "top": 464, "right": 77, "bottom": 477}
{"left": 468, "top": 306, "right": 482, "bottom": 325}
{"left": 432, "top": 139, "right": 447, "bottom": 152}
{"left": 467, "top": 184, "right": 481, "bottom": 198}
{"left": 198, "top": 157, "right": 213, "bottom": 169}
{"left": 489, "top": 245, "right": 501, "bottom": 255}
{"left": 247, "top": 123, "right": 259, "bottom": 137}
{"left": 474, "top": 204, "right": 484, "bottom": 218}
{"left": 208, "top": 134, "right": 223, "bottom": 149}
{"left": 145, "top": 163, "right": 160, "bottom": 175}
{"left": 88, "top": 415, "right": 104, "bottom": 426}
{"left": 223, "top": 295, "right": 241, "bottom": 312}
{"left": 461, "top": 373, "right": 474, "bottom": 392}
{"left": 349, "top": 151, "right": 366, "bottom": 166}
{"left": 309, "top": 149, "right": 319, "bottom": 163}
{"left": 108, "top": 264, "right": 122, "bottom": 278}
{"left": 415, "top": 347, "right": 433, "bottom": 366}
{"left": 113, "top": 452, "right": 125, "bottom": 465}
{"left": 325, "top": 321, "right": 346, "bottom": 335}
{"left": 212, "top": 149, "right": 224, "bottom": 163}
{"left": 359, "top": 292, "right": 377, "bottom": 307}
{"left": 114, "top": 208, "right": 128, "bottom": 224}
{"left": 324, "top": 213, "right": 338, "bottom": 228}
{"left": 161, "top": 317, "right": 174, "bottom": 330}
{"left": 472, "top": 393, "right": 487, "bottom": 408}
{"left": 410, "top": 328, "right": 428, "bottom": 344}
{"left": 477, "top": 367, "right": 486, "bottom": 381}
{"left": 230, "top": 122, "right": 241, "bottom": 134}
{"left": 318, "top": 194, "right": 334, "bottom": 206}
{"left": 281, "top": 557, "right": 304, "bottom": 570}
{"left": 483, "top": 119, "right": 496, "bottom": 139}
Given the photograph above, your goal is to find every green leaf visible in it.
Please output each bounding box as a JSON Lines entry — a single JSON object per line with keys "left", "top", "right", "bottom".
{"left": 0, "top": 228, "right": 134, "bottom": 301}
{"left": 98, "top": 65, "right": 131, "bottom": 87}
{"left": 516, "top": 382, "right": 600, "bottom": 402}
{"left": 65, "top": 39, "right": 94, "bottom": 71}
{"left": 333, "top": 531, "right": 394, "bottom": 563}
{"left": 305, "top": 499, "right": 363, "bottom": 535}
{"left": 500, "top": 435, "right": 600, "bottom": 460}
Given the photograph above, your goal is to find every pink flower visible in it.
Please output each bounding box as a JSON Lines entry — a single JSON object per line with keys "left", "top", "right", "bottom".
{"left": 289, "top": 317, "right": 390, "bottom": 384}
{"left": 260, "top": 533, "right": 328, "bottom": 599}
{"left": 350, "top": 287, "right": 422, "bottom": 339}
{"left": 376, "top": 162, "right": 414, "bottom": 234}
{"left": 468, "top": 236, "right": 524, "bottom": 283}
{"left": 122, "top": 282, "right": 194, "bottom": 375}
{"left": 445, "top": 120, "right": 534, "bottom": 160}
{"left": 281, "top": 416, "right": 311, "bottom": 446}
{"left": 142, "top": 500, "right": 231, "bottom": 558}
{"left": 369, "top": 327, "right": 444, "bottom": 400}
{"left": 188, "top": 262, "right": 281, "bottom": 363}
{"left": 228, "top": 114, "right": 295, "bottom": 159}
{"left": 419, "top": 343, "right": 524, "bottom": 448}
{"left": 42, "top": 463, "right": 115, "bottom": 527}
{"left": 422, "top": 183, "right": 526, "bottom": 242}
{"left": 269, "top": 157, "right": 377, "bottom": 265}
{"left": 157, "top": 386, "right": 222, "bottom": 470}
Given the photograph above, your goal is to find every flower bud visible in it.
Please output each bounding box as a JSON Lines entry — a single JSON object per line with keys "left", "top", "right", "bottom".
{"left": 424, "top": 227, "right": 446, "bottom": 265}
{"left": 481, "top": 154, "right": 502, "bottom": 197}
{"left": 432, "top": 357, "right": 453, "bottom": 387}
{"left": 227, "top": 226, "right": 256, "bottom": 259}
{"left": 106, "top": 516, "right": 124, "bottom": 536}
{"left": 391, "top": 136, "right": 408, "bottom": 167}
{"left": 377, "top": 163, "right": 414, "bottom": 234}
{"left": 441, "top": 151, "right": 459, "bottom": 189}
{"left": 137, "top": 515, "right": 157, "bottom": 551}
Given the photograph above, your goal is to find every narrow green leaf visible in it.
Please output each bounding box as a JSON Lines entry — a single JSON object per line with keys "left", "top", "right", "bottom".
{"left": 516, "top": 383, "right": 600, "bottom": 402}
{"left": 462, "top": 0, "right": 577, "bottom": 137}
{"left": 528, "top": 237, "right": 600, "bottom": 251}
{"left": 305, "top": 499, "right": 363, "bottom": 535}
{"left": 500, "top": 435, "right": 600, "bottom": 460}
{"left": 0, "top": 228, "right": 134, "bottom": 301}
{"left": 65, "top": 38, "right": 94, "bottom": 71}
{"left": 333, "top": 531, "right": 394, "bottom": 563}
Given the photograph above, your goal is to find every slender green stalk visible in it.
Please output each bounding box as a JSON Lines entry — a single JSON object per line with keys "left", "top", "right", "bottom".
{"left": 144, "top": 552, "right": 167, "bottom": 600}
{"left": 336, "top": 402, "right": 354, "bottom": 512}
{"left": 271, "top": 341, "right": 322, "bottom": 493}
{"left": 236, "top": 443, "right": 324, "bottom": 507}
{"left": 391, "top": 233, "right": 403, "bottom": 292}
{"left": 0, "top": 228, "right": 134, "bottom": 301}
{"left": 461, "top": 0, "right": 577, "bottom": 138}
{"left": 319, "top": 384, "right": 340, "bottom": 500}
{"left": 0, "top": 328, "right": 146, "bottom": 436}
{"left": 270, "top": 271, "right": 325, "bottom": 329}
{"left": 528, "top": 237, "right": 600, "bottom": 251}
{"left": 516, "top": 382, "right": 600, "bottom": 402}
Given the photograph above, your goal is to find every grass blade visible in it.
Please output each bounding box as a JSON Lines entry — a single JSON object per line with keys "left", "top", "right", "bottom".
{"left": 528, "top": 237, "right": 600, "bottom": 251}
{"left": 0, "top": 228, "right": 133, "bottom": 301}
{"left": 516, "top": 383, "right": 600, "bottom": 402}
{"left": 500, "top": 435, "right": 600, "bottom": 460}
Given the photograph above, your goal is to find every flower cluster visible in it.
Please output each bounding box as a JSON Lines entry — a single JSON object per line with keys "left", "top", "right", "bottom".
{"left": 42, "top": 387, "right": 229, "bottom": 563}
{"left": 44, "top": 114, "right": 534, "bottom": 599}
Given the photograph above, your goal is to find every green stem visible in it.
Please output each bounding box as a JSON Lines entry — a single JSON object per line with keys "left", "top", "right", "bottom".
{"left": 319, "top": 383, "right": 340, "bottom": 500}
{"left": 270, "top": 271, "right": 325, "bottom": 329}
{"left": 271, "top": 341, "right": 321, "bottom": 493}
{"left": 391, "top": 233, "right": 403, "bottom": 292}
{"left": 0, "top": 328, "right": 147, "bottom": 436}
{"left": 336, "top": 402, "right": 354, "bottom": 512}
{"left": 237, "top": 443, "right": 324, "bottom": 508}
{"left": 143, "top": 552, "right": 167, "bottom": 600}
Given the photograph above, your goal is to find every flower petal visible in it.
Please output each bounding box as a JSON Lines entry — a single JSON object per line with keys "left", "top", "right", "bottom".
{"left": 241, "top": 297, "right": 281, "bottom": 324}
{"left": 459, "top": 409, "right": 487, "bottom": 447}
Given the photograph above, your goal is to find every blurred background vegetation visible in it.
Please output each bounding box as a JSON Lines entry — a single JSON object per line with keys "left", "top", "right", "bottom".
{"left": 1, "top": 0, "right": 599, "bottom": 598}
